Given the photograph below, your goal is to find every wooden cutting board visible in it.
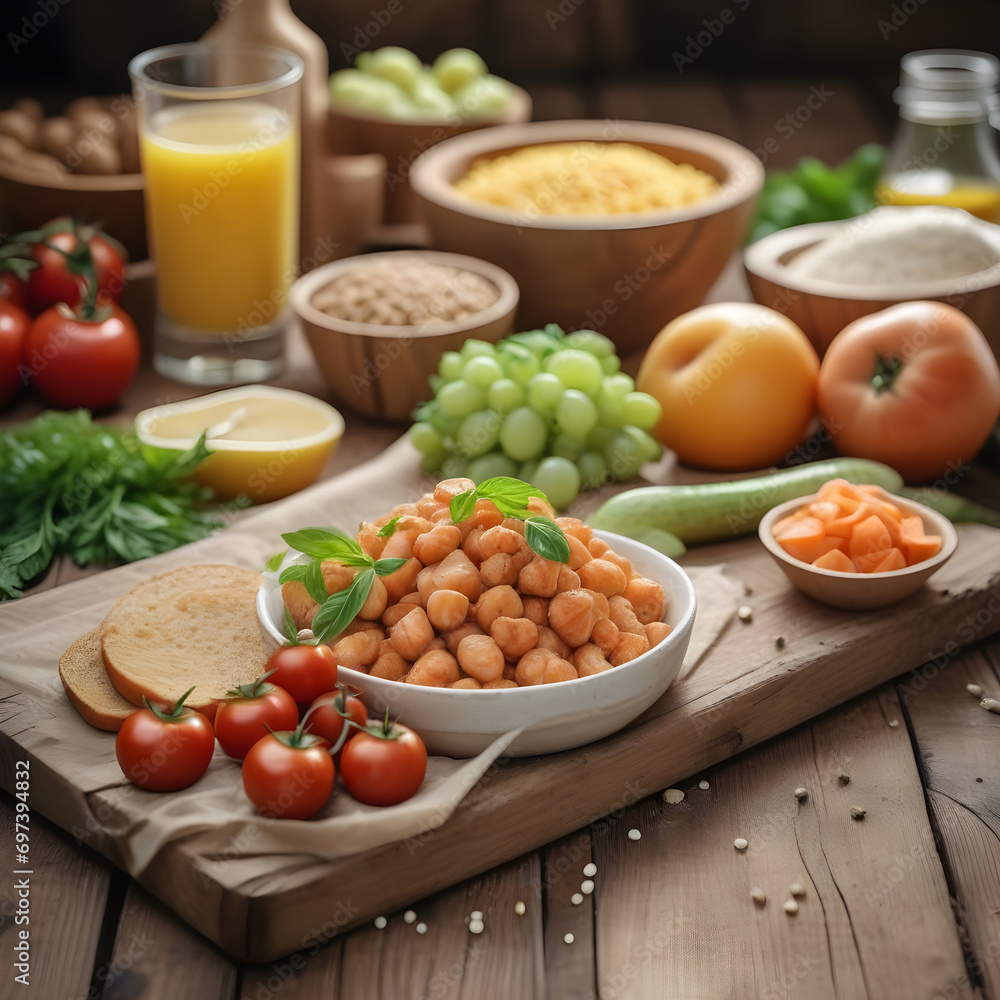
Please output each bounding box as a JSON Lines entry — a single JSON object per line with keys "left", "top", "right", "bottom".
{"left": 1, "top": 445, "right": 999, "bottom": 961}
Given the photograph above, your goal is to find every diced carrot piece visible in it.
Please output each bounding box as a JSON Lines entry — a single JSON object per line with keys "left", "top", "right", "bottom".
{"left": 853, "top": 548, "right": 894, "bottom": 573}
{"left": 774, "top": 516, "right": 826, "bottom": 563}
{"left": 772, "top": 512, "right": 808, "bottom": 537}
{"left": 825, "top": 502, "right": 878, "bottom": 539}
{"left": 806, "top": 499, "right": 842, "bottom": 523}
{"left": 872, "top": 548, "right": 907, "bottom": 573}
{"left": 848, "top": 514, "right": 893, "bottom": 560}
{"left": 899, "top": 515, "right": 943, "bottom": 565}
{"left": 812, "top": 549, "right": 857, "bottom": 573}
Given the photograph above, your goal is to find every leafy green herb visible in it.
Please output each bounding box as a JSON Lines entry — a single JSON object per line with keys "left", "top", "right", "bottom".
{"left": 373, "top": 557, "right": 407, "bottom": 576}
{"left": 524, "top": 516, "right": 571, "bottom": 563}
{"left": 0, "top": 410, "right": 231, "bottom": 600}
{"left": 264, "top": 550, "right": 287, "bottom": 573}
{"left": 279, "top": 528, "right": 369, "bottom": 566}
{"left": 311, "top": 567, "right": 375, "bottom": 644}
{"left": 377, "top": 515, "right": 402, "bottom": 538}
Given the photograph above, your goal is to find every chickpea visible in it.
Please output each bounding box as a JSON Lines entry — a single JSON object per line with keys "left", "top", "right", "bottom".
{"left": 413, "top": 523, "right": 462, "bottom": 565}
{"left": 577, "top": 558, "right": 627, "bottom": 597}
{"left": 406, "top": 648, "right": 460, "bottom": 686}
{"left": 457, "top": 634, "right": 505, "bottom": 683}
{"left": 590, "top": 617, "right": 620, "bottom": 657}
{"left": 645, "top": 621, "right": 672, "bottom": 647}
{"left": 332, "top": 630, "right": 382, "bottom": 668}
{"left": 451, "top": 678, "right": 483, "bottom": 689}
{"left": 543, "top": 656, "right": 578, "bottom": 684}
{"left": 608, "top": 595, "right": 646, "bottom": 636}
{"left": 281, "top": 581, "right": 319, "bottom": 632}
{"left": 442, "top": 621, "right": 485, "bottom": 654}
{"left": 321, "top": 561, "right": 357, "bottom": 595}
{"left": 479, "top": 552, "right": 520, "bottom": 588}
{"left": 535, "top": 626, "right": 572, "bottom": 661}
{"left": 389, "top": 606, "right": 435, "bottom": 660}
{"left": 549, "top": 590, "right": 598, "bottom": 648}
{"left": 521, "top": 597, "right": 549, "bottom": 627}
{"left": 474, "top": 585, "right": 523, "bottom": 631}
{"left": 426, "top": 589, "right": 470, "bottom": 632}
{"left": 430, "top": 506, "right": 455, "bottom": 524}
{"left": 502, "top": 663, "right": 518, "bottom": 682}
{"left": 385, "top": 502, "right": 419, "bottom": 520}
{"left": 434, "top": 478, "right": 475, "bottom": 505}
{"left": 526, "top": 496, "right": 556, "bottom": 520}
{"left": 381, "top": 518, "right": 432, "bottom": 560}
{"left": 345, "top": 618, "right": 385, "bottom": 636}
{"left": 459, "top": 498, "right": 504, "bottom": 539}
{"left": 357, "top": 521, "right": 387, "bottom": 559}
{"left": 416, "top": 565, "right": 438, "bottom": 606}
{"left": 601, "top": 548, "right": 633, "bottom": 579}
{"left": 382, "top": 557, "right": 422, "bottom": 604}
{"left": 489, "top": 616, "right": 539, "bottom": 660}
{"left": 588, "top": 537, "right": 611, "bottom": 558}
{"left": 556, "top": 565, "right": 581, "bottom": 593}
{"left": 573, "top": 642, "right": 612, "bottom": 677}
{"left": 371, "top": 649, "right": 410, "bottom": 680}
{"left": 624, "top": 576, "right": 666, "bottom": 625}
{"left": 463, "top": 525, "right": 487, "bottom": 565}
{"left": 479, "top": 525, "right": 530, "bottom": 561}
{"left": 514, "top": 648, "right": 552, "bottom": 686}
{"left": 611, "top": 631, "right": 650, "bottom": 666}
{"left": 556, "top": 516, "right": 593, "bottom": 546}
{"left": 433, "top": 548, "right": 482, "bottom": 603}
{"left": 565, "top": 534, "right": 593, "bottom": 571}
{"left": 518, "top": 555, "right": 561, "bottom": 597}
{"left": 416, "top": 495, "right": 446, "bottom": 519}
{"left": 500, "top": 517, "right": 525, "bottom": 535}
{"left": 583, "top": 590, "right": 611, "bottom": 619}
{"left": 483, "top": 678, "right": 518, "bottom": 689}
{"left": 424, "top": 635, "right": 448, "bottom": 653}
{"left": 358, "top": 575, "right": 388, "bottom": 620}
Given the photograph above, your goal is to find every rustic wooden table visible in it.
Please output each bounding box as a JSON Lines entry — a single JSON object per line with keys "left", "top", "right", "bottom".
{"left": 2, "top": 79, "right": 1000, "bottom": 1000}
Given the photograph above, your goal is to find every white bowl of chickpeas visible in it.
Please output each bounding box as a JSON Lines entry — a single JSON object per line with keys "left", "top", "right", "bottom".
{"left": 257, "top": 480, "right": 697, "bottom": 758}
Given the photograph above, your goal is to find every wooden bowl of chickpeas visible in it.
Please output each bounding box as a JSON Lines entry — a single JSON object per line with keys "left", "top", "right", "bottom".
{"left": 0, "top": 96, "right": 147, "bottom": 260}
{"left": 289, "top": 249, "right": 519, "bottom": 423}
{"left": 258, "top": 493, "right": 698, "bottom": 758}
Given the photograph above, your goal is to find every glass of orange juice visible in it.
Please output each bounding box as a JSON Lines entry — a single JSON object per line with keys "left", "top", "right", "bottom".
{"left": 129, "top": 43, "right": 303, "bottom": 384}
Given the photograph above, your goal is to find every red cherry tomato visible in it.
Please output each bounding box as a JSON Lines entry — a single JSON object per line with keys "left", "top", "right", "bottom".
{"left": 339, "top": 717, "right": 427, "bottom": 807}
{"left": 214, "top": 675, "right": 299, "bottom": 761}
{"left": 23, "top": 302, "right": 140, "bottom": 410}
{"left": 115, "top": 688, "right": 216, "bottom": 792}
{"left": 0, "top": 272, "right": 29, "bottom": 311}
{"left": 0, "top": 300, "right": 30, "bottom": 406}
{"left": 242, "top": 725, "right": 334, "bottom": 820}
{"left": 264, "top": 643, "right": 338, "bottom": 705}
{"left": 305, "top": 685, "right": 369, "bottom": 758}
{"left": 26, "top": 227, "right": 126, "bottom": 313}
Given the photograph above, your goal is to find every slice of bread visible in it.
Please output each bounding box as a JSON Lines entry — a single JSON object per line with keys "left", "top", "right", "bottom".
{"left": 99, "top": 564, "right": 269, "bottom": 718}
{"left": 59, "top": 628, "right": 136, "bottom": 732}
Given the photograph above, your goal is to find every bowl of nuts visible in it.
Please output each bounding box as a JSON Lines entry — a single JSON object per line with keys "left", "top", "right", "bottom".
{"left": 0, "top": 96, "right": 147, "bottom": 261}
{"left": 289, "top": 249, "right": 519, "bottom": 422}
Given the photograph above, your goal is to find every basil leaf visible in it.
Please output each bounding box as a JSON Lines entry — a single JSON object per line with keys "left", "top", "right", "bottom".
{"left": 264, "top": 550, "right": 287, "bottom": 573}
{"left": 450, "top": 490, "right": 477, "bottom": 524}
{"left": 304, "top": 558, "right": 329, "bottom": 604}
{"left": 282, "top": 604, "right": 299, "bottom": 644}
{"left": 476, "top": 476, "right": 550, "bottom": 518}
{"left": 524, "top": 516, "right": 570, "bottom": 563}
{"left": 312, "top": 567, "right": 375, "bottom": 645}
{"left": 280, "top": 527, "right": 367, "bottom": 563}
{"left": 278, "top": 563, "right": 309, "bottom": 587}
{"left": 373, "top": 557, "right": 407, "bottom": 577}
{"left": 377, "top": 515, "right": 402, "bottom": 538}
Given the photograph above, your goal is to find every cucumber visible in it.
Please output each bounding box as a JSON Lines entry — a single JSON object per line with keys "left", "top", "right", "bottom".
{"left": 589, "top": 458, "right": 904, "bottom": 545}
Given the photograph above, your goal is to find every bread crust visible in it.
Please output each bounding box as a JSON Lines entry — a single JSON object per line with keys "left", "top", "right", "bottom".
{"left": 58, "top": 628, "right": 134, "bottom": 732}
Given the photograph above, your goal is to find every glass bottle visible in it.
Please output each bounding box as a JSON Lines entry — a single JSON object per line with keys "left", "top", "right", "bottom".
{"left": 876, "top": 49, "right": 1000, "bottom": 223}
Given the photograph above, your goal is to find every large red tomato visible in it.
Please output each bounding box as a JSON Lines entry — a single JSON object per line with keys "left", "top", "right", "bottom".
{"left": 817, "top": 301, "right": 1000, "bottom": 483}
{"left": 242, "top": 727, "right": 334, "bottom": 820}
{"left": 214, "top": 676, "right": 299, "bottom": 761}
{"left": 264, "top": 643, "right": 339, "bottom": 706}
{"left": 0, "top": 300, "right": 30, "bottom": 406}
{"left": 0, "top": 272, "right": 29, "bottom": 311}
{"left": 339, "top": 717, "right": 427, "bottom": 807}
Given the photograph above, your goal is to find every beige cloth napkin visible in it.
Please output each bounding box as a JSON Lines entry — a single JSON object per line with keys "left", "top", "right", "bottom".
{"left": 0, "top": 437, "right": 742, "bottom": 876}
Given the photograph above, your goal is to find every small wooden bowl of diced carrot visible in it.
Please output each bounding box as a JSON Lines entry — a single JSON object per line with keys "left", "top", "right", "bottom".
{"left": 758, "top": 479, "right": 958, "bottom": 610}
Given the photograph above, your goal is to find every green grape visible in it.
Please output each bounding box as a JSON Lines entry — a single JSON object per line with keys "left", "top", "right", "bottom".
{"left": 621, "top": 425, "right": 662, "bottom": 463}
{"left": 329, "top": 69, "right": 410, "bottom": 117}
{"left": 409, "top": 420, "right": 444, "bottom": 456}
{"left": 462, "top": 355, "right": 503, "bottom": 388}
{"left": 431, "top": 48, "right": 488, "bottom": 95}
{"left": 411, "top": 72, "right": 455, "bottom": 114}
{"left": 456, "top": 409, "right": 502, "bottom": 458}
{"left": 551, "top": 432, "right": 586, "bottom": 460}
{"left": 531, "top": 456, "right": 581, "bottom": 510}
{"left": 365, "top": 46, "right": 424, "bottom": 94}
{"left": 519, "top": 459, "right": 540, "bottom": 483}
{"left": 586, "top": 425, "right": 616, "bottom": 452}
{"left": 428, "top": 374, "right": 445, "bottom": 396}
{"left": 509, "top": 329, "right": 562, "bottom": 358}
{"left": 622, "top": 391, "right": 662, "bottom": 430}
{"left": 555, "top": 389, "right": 598, "bottom": 438}
{"left": 451, "top": 75, "right": 512, "bottom": 118}
{"left": 526, "top": 373, "right": 565, "bottom": 414}
{"left": 564, "top": 329, "right": 615, "bottom": 357}
{"left": 596, "top": 389, "right": 626, "bottom": 428}
{"left": 499, "top": 407, "right": 548, "bottom": 461}
{"left": 499, "top": 344, "right": 540, "bottom": 384}
{"left": 487, "top": 377, "right": 525, "bottom": 413}
{"left": 438, "top": 350, "right": 463, "bottom": 381}
{"left": 545, "top": 349, "right": 603, "bottom": 397}
{"left": 600, "top": 354, "right": 621, "bottom": 375}
{"left": 602, "top": 430, "right": 645, "bottom": 482}
{"left": 576, "top": 450, "right": 609, "bottom": 490}
{"left": 601, "top": 372, "right": 636, "bottom": 398}
{"left": 428, "top": 408, "right": 460, "bottom": 438}
{"left": 460, "top": 339, "right": 497, "bottom": 361}
{"left": 466, "top": 451, "right": 518, "bottom": 484}
{"left": 437, "top": 379, "right": 486, "bottom": 419}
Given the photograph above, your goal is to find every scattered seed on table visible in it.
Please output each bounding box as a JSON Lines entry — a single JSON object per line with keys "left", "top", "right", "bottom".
{"left": 789, "top": 883, "right": 806, "bottom": 898}
{"left": 514, "top": 901, "right": 526, "bottom": 915}
{"left": 738, "top": 605, "right": 753, "bottom": 622}
{"left": 581, "top": 880, "right": 595, "bottom": 895}
{"left": 564, "top": 933, "right": 575, "bottom": 945}
{"left": 734, "top": 838, "right": 749, "bottom": 851}
{"left": 794, "top": 787, "right": 809, "bottom": 802}
{"left": 967, "top": 683, "right": 983, "bottom": 698}
{"left": 470, "top": 910, "right": 483, "bottom": 921}
{"left": 981, "top": 698, "right": 1000, "bottom": 715}
{"left": 403, "top": 910, "right": 417, "bottom": 924}
{"left": 851, "top": 806, "right": 866, "bottom": 820}
{"left": 889, "top": 720, "right": 899, "bottom": 727}
{"left": 838, "top": 772, "right": 851, "bottom": 786}
{"left": 416, "top": 923, "right": 428, "bottom": 934}
{"left": 583, "top": 862, "right": 597, "bottom": 877}
{"left": 571, "top": 893, "right": 584, "bottom": 905}
{"left": 784, "top": 900, "right": 799, "bottom": 916}
{"left": 751, "top": 887, "right": 766, "bottom": 906}
{"left": 663, "top": 788, "right": 685, "bottom": 804}
{"left": 374, "top": 916, "right": 387, "bottom": 930}
{"left": 699, "top": 779, "right": 710, "bottom": 790}
{"left": 469, "top": 919, "right": 484, "bottom": 934}
{"left": 628, "top": 828, "right": 642, "bottom": 841}
{"left": 776, "top": 636, "right": 786, "bottom": 650}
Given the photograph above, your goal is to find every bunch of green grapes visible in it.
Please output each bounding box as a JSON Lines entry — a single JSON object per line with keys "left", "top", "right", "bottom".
{"left": 409, "top": 325, "right": 663, "bottom": 510}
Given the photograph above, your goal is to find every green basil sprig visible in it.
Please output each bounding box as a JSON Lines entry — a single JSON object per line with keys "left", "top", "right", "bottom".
{"left": 450, "top": 477, "right": 570, "bottom": 564}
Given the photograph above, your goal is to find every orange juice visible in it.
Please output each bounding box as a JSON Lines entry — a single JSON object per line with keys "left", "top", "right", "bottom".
{"left": 140, "top": 103, "right": 299, "bottom": 331}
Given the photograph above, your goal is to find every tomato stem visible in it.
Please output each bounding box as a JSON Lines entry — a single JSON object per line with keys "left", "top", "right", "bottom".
{"left": 143, "top": 685, "right": 196, "bottom": 721}
{"left": 871, "top": 354, "right": 904, "bottom": 394}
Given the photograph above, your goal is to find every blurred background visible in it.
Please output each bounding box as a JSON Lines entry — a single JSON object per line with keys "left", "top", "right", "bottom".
{"left": 2, "top": 0, "right": 999, "bottom": 169}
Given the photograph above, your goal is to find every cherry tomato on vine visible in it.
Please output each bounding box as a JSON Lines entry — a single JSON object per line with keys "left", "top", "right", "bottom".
{"left": 242, "top": 720, "right": 334, "bottom": 820}
{"left": 264, "top": 642, "right": 338, "bottom": 705}
{"left": 305, "top": 685, "right": 369, "bottom": 758}
{"left": 340, "top": 715, "right": 427, "bottom": 807}
{"left": 0, "top": 300, "right": 30, "bottom": 406}
{"left": 0, "top": 272, "right": 28, "bottom": 311}
{"left": 214, "top": 672, "right": 299, "bottom": 761}
{"left": 115, "top": 687, "right": 216, "bottom": 792}
{"left": 26, "top": 223, "right": 126, "bottom": 313}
